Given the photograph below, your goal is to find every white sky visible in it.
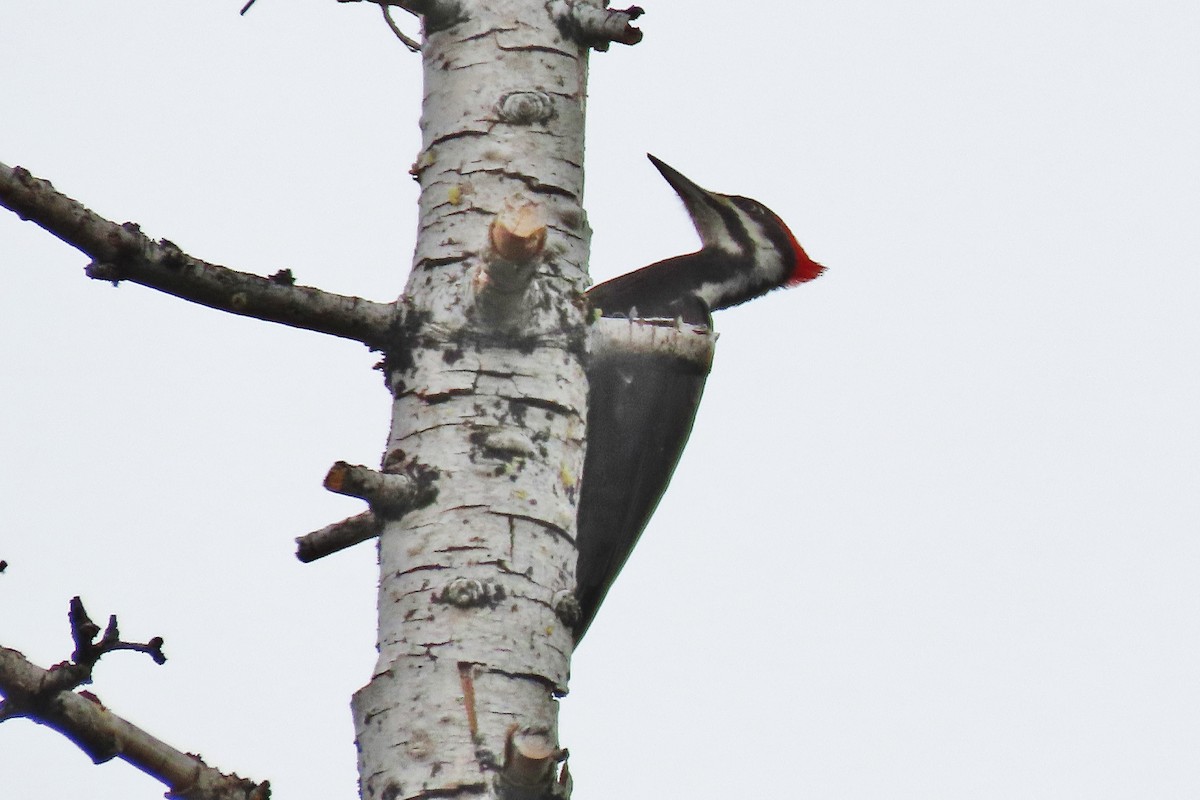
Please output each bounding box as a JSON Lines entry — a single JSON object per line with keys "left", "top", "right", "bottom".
{"left": 2, "top": 2, "right": 1198, "bottom": 798}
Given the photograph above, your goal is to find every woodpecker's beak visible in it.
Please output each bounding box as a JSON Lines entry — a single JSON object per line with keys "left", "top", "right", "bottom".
{"left": 647, "top": 154, "right": 732, "bottom": 253}
{"left": 647, "top": 154, "right": 713, "bottom": 211}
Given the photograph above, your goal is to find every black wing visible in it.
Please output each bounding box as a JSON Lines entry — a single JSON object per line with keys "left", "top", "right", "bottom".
{"left": 573, "top": 348, "right": 708, "bottom": 641}
{"left": 585, "top": 254, "right": 711, "bottom": 324}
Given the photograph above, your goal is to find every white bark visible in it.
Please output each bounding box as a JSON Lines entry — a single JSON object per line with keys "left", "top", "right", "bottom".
{"left": 352, "top": 2, "right": 593, "bottom": 798}
{"left": 294, "top": 323, "right": 716, "bottom": 565}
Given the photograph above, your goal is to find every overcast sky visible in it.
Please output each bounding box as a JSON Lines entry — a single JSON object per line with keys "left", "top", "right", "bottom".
{"left": 3, "top": 2, "right": 1199, "bottom": 798}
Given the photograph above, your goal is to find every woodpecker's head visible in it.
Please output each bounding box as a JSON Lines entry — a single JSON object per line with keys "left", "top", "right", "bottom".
{"left": 648, "top": 154, "right": 825, "bottom": 311}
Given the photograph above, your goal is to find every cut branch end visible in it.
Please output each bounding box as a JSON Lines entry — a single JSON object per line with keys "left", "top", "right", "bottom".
{"left": 489, "top": 197, "right": 548, "bottom": 265}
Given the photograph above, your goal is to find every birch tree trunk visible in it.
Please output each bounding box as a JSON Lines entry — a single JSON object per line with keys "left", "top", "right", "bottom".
{"left": 353, "top": 2, "right": 596, "bottom": 797}
{"left": 0, "top": 2, "right": 647, "bottom": 796}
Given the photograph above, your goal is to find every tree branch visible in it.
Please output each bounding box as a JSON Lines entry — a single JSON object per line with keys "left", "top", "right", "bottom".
{"left": 0, "top": 599, "right": 270, "bottom": 800}
{"left": 0, "top": 162, "right": 397, "bottom": 349}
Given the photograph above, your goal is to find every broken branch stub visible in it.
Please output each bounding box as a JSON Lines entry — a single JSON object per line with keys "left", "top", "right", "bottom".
{"left": 489, "top": 196, "right": 548, "bottom": 266}
{"left": 547, "top": 0, "right": 644, "bottom": 50}
{"left": 295, "top": 510, "right": 380, "bottom": 563}
{"left": 498, "top": 725, "right": 567, "bottom": 800}
{"left": 473, "top": 196, "right": 548, "bottom": 326}
{"left": 323, "top": 461, "right": 417, "bottom": 516}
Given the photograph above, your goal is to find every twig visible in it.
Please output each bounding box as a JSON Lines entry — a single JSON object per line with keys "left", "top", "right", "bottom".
{"left": 382, "top": 3, "right": 422, "bottom": 51}
{"left": 69, "top": 597, "right": 166, "bottom": 668}
{"left": 20, "top": 597, "right": 168, "bottom": 697}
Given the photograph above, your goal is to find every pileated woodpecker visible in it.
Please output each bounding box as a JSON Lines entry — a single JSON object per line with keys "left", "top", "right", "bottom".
{"left": 574, "top": 154, "right": 824, "bottom": 641}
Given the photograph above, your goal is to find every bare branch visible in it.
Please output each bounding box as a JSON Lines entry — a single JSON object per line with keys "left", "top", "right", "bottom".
{"left": 381, "top": 3, "right": 422, "bottom": 51}
{"left": 0, "top": 162, "right": 397, "bottom": 348}
{"left": 0, "top": 645, "right": 268, "bottom": 799}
